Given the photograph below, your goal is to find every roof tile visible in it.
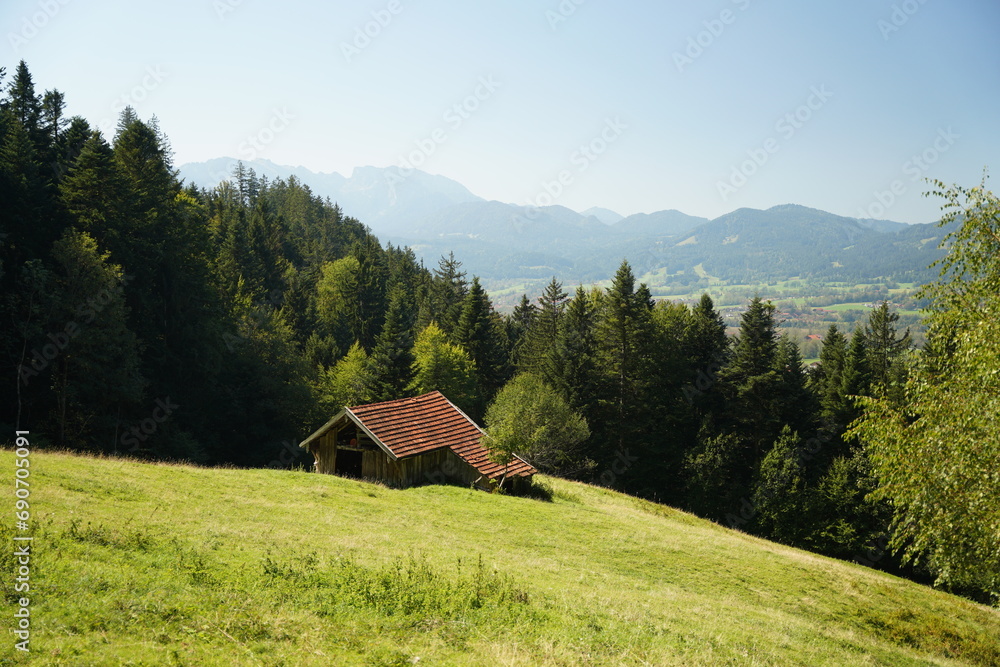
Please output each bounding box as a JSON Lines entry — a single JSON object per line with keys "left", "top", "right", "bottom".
{"left": 348, "top": 391, "right": 536, "bottom": 479}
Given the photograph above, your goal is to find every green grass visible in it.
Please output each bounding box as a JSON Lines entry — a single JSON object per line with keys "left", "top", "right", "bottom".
{"left": 5, "top": 450, "right": 999, "bottom": 665}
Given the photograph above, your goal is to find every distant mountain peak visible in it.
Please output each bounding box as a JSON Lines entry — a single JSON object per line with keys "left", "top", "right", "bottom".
{"left": 581, "top": 207, "right": 624, "bottom": 225}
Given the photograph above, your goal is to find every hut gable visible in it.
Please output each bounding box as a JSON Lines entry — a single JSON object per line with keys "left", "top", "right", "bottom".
{"left": 300, "top": 391, "right": 536, "bottom": 489}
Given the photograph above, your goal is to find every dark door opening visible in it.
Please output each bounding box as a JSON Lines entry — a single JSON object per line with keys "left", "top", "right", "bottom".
{"left": 335, "top": 449, "right": 363, "bottom": 478}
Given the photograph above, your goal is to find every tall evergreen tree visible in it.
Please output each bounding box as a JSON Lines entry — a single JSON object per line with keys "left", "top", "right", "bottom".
{"left": 7, "top": 61, "right": 41, "bottom": 138}
{"left": 349, "top": 235, "right": 388, "bottom": 351}
{"left": 369, "top": 285, "right": 416, "bottom": 401}
{"left": 863, "top": 301, "right": 912, "bottom": 393}
{"left": 506, "top": 293, "right": 536, "bottom": 364}
{"left": 517, "top": 277, "right": 567, "bottom": 384}
{"left": 59, "top": 131, "right": 126, "bottom": 248}
{"left": 454, "top": 277, "right": 510, "bottom": 415}
{"left": 718, "top": 296, "right": 784, "bottom": 460}
{"left": 427, "top": 252, "right": 467, "bottom": 335}
{"left": 45, "top": 228, "right": 144, "bottom": 450}
{"left": 593, "top": 261, "right": 654, "bottom": 481}
{"left": 559, "top": 286, "right": 600, "bottom": 414}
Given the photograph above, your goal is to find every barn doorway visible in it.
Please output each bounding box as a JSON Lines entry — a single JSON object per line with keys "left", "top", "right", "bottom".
{"left": 335, "top": 449, "right": 363, "bottom": 478}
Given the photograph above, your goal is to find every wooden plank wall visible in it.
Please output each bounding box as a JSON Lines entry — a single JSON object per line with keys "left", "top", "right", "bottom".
{"left": 310, "top": 420, "right": 501, "bottom": 490}
{"left": 312, "top": 427, "right": 338, "bottom": 474}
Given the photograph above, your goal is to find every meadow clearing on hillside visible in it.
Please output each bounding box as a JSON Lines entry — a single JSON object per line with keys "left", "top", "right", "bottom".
{"left": 3, "top": 450, "right": 999, "bottom": 666}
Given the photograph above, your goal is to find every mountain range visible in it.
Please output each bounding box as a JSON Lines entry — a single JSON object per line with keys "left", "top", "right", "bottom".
{"left": 178, "top": 158, "right": 948, "bottom": 291}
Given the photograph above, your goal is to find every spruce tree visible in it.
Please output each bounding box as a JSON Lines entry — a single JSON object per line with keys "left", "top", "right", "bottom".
{"left": 863, "top": 301, "right": 912, "bottom": 392}
{"left": 369, "top": 285, "right": 416, "bottom": 400}
{"left": 593, "top": 260, "right": 654, "bottom": 482}
{"left": 507, "top": 294, "right": 536, "bottom": 364}
{"left": 349, "top": 235, "right": 388, "bottom": 351}
{"left": 517, "top": 276, "right": 567, "bottom": 384}
{"left": 429, "top": 252, "right": 467, "bottom": 335}
{"left": 59, "top": 131, "right": 126, "bottom": 248}
{"left": 455, "top": 277, "right": 510, "bottom": 413}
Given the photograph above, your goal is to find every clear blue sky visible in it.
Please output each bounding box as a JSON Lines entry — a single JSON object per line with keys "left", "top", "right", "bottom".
{"left": 4, "top": 0, "right": 998, "bottom": 222}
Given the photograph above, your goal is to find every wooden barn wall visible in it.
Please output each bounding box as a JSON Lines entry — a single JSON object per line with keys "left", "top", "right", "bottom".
{"left": 359, "top": 447, "right": 486, "bottom": 488}
{"left": 311, "top": 427, "right": 338, "bottom": 474}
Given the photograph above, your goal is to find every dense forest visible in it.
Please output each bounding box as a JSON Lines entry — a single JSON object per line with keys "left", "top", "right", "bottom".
{"left": 2, "top": 62, "right": 996, "bottom": 602}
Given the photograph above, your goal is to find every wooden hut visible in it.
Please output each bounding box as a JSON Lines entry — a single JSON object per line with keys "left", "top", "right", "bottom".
{"left": 299, "top": 391, "right": 536, "bottom": 491}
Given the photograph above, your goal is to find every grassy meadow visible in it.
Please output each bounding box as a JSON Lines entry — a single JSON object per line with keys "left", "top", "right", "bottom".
{"left": 3, "top": 450, "right": 999, "bottom": 666}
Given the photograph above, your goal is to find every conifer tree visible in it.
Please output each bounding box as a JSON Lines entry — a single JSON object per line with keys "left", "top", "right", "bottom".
{"left": 592, "top": 261, "right": 654, "bottom": 479}
{"left": 369, "top": 285, "right": 416, "bottom": 400}
{"left": 559, "top": 286, "right": 600, "bottom": 413}
{"left": 863, "top": 301, "right": 912, "bottom": 393}
{"left": 717, "top": 296, "right": 784, "bottom": 461}
{"left": 59, "top": 131, "right": 126, "bottom": 248}
{"left": 517, "top": 277, "right": 567, "bottom": 384}
{"left": 507, "top": 293, "right": 536, "bottom": 363}
{"left": 428, "top": 252, "right": 467, "bottom": 335}
{"left": 349, "top": 235, "right": 388, "bottom": 351}
{"left": 455, "top": 277, "right": 510, "bottom": 413}
{"left": 46, "top": 228, "right": 144, "bottom": 449}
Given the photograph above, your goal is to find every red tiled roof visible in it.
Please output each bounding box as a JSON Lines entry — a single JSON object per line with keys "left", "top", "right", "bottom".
{"left": 347, "top": 391, "right": 536, "bottom": 479}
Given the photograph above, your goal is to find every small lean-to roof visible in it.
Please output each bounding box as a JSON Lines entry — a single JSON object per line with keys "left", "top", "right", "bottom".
{"left": 300, "top": 391, "right": 536, "bottom": 480}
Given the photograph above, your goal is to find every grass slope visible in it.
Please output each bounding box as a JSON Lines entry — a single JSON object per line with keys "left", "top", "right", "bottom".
{"left": 4, "top": 451, "right": 999, "bottom": 666}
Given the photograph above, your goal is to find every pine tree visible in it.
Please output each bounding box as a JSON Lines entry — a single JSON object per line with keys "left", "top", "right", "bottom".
{"left": 687, "top": 293, "right": 729, "bottom": 370}
{"left": 593, "top": 260, "right": 654, "bottom": 480}
{"left": 517, "top": 277, "right": 567, "bottom": 384}
{"left": 428, "top": 252, "right": 467, "bottom": 335}
{"left": 369, "top": 285, "right": 416, "bottom": 400}
{"left": 717, "top": 296, "right": 784, "bottom": 461}
{"left": 45, "top": 228, "right": 144, "bottom": 450}
{"left": 59, "top": 131, "right": 127, "bottom": 248}
{"left": 863, "top": 301, "right": 912, "bottom": 392}
{"left": 841, "top": 327, "right": 871, "bottom": 404}
{"left": 559, "top": 286, "right": 599, "bottom": 413}
{"left": 507, "top": 294, "right": 536, "bottom": 364}
{"left": 454, "top": 277, "right": 510, "bottom": 413}
{"left": 772, "top": 335, "right": 816, "bottom": 435}
{"left": 349, "top": 235, "right": 388, "bottom": 351}
{"left": 7, "top": 61, "right": 41, "bottom": 138}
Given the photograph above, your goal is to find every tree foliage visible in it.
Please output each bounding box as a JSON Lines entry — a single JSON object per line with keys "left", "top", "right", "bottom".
{"left": 850, "top": 178, "right": 1000, "bottom": 595}
{"left": 482, "top": 373, "right": 590, "bottom": 477}
{"left": 408, "top": 323, "right": 478, "bottom": 414}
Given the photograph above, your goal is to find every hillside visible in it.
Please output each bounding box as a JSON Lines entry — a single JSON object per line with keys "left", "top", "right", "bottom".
{"left": 10, "top": 451, "right": 999, "bottom": 666}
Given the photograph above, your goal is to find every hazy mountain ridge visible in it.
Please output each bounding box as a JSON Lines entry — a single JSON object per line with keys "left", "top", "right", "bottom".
{"left": 179, "top": 159, "right": 944, "bottom": 287}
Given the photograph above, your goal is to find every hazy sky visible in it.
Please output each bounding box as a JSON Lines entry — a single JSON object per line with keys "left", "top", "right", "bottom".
{"left": 4, "top": 0, "right": 998, "bottom": 222}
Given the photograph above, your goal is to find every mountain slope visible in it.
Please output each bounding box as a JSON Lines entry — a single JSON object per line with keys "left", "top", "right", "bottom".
{"left": 18, "top": 450, "right": 1000, "bottom": 665}
{"left": 178, "top": 159, "right": 483, "bottom": 235}
{"left": 582, "top": 206, "right": 624, "bottom": 225}
{"left": 614, "top": 209, "right": 709, "bottom": 236}
{"left": 179, "top": 159, "right": 938, "bottom": 290}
